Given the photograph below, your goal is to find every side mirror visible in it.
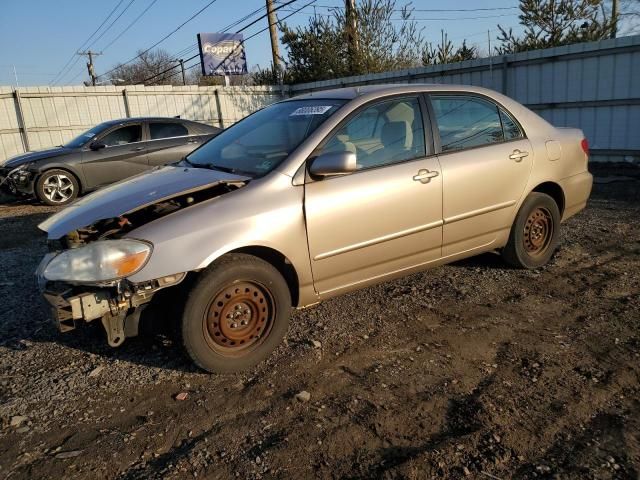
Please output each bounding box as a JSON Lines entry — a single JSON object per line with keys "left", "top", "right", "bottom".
{"left": 309, "top": 151, "right": 357, "bottom": 177}
{"left": 90, "top": 141, "right": 106, "bottom": 151}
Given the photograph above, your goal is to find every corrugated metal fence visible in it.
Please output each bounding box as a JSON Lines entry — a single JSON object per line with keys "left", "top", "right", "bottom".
{"left": 0, "top": 85, "right": 286, "bottom": 163}
{"left": 1, "top": 35, "right": 638, "bottom": 164}
{"left": 291, "top": 35, "right": 640, "bottom": 162}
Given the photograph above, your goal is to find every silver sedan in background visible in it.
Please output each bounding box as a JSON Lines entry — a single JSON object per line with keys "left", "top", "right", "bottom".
{"left": 36, "top": 84, "right": 592, "bottom": 373}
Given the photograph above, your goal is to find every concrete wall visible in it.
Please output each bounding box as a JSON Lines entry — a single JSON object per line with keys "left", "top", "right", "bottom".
{"left": 0, "top": 85, "right": 286, "bottom": 163}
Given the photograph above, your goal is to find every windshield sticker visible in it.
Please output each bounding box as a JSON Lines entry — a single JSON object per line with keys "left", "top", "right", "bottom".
{"left": 290, "top": 105, "right": 333, "bottom": 116}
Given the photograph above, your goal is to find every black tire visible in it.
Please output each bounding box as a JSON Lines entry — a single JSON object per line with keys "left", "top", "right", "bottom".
{"left": 502, "top": 192, "right": 561, "bottom": 269}
{"left": 35, "top": 169, "right": 79, "bottom": 206}
{"left": 181, "top": 253, "right": 291, "bottom": 373}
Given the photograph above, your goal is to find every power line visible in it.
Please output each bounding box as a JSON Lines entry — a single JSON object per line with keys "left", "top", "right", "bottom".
{"left": 279, "top": 7, "right": 518, "bottom": 21}
{"left": 87, "top": 0, "right": 137, "bottom": 49}
{"left": 100, "top": 0, "right": 158, "bottom": 51}
{"left": 275, "top": 2, "right": 519, "bottom": 12}
{"left": 49, "top": 0, "right": 126, "bottom": 85}
{"left": 54, "top": 0, "right": 138, "bottom": 85}
{"left": 96, "top": 0, "right": 221, "bottom": 80}
{"left": 155, "top": 0, "right": 315, "bottom": 86}
{"left": 168, "top": 5, "right": 266, "bottom": 62}
{"left": 141, "top": 0, "right": 301, "bottom": 85}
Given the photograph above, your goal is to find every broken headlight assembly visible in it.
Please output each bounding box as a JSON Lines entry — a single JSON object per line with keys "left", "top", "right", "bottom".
{"left": 42, "top": 239, "right": 152, "bottom": 283}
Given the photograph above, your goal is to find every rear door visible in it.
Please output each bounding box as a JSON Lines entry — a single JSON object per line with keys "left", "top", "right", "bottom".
{"left": 304, "top": 96, "right": 443, "bottom": 296}
{"left": 146, "top": 121, "right": 197, "bottom": 167}
{"left": 81, "top": 122, "right": 148, "bottom": 188}
{"left": 427, "top": 94, "right": 533, "bottom": 256}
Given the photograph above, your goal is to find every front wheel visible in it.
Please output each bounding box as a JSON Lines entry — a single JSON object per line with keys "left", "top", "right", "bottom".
{"left": 502, "top": 192, "right": 561, "bottom": 269}
{"left": 181, "top": 254, "right": 291, "bottom": 373}
{"left": 35, "top": 169, "right": 79, "bottom": 206}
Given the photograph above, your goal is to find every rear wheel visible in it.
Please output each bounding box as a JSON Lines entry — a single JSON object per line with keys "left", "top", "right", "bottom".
{"left": 181, "top": 254, "right": 291, "bottom": 373}
{"left": 502, "top": 192, "right": 561, "bottom": 269}
{"left": 35, "top": 169, "right": 79, "bottom": 206}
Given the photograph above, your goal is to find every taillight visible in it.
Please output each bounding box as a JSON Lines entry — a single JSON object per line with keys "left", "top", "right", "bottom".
{"left": 581, "top": 138, "right": 589, "bottom": 155}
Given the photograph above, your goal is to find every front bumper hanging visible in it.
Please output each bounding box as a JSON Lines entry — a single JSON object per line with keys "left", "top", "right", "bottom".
{"left": 39, "top": 272, "right": 186, "bottom": 346}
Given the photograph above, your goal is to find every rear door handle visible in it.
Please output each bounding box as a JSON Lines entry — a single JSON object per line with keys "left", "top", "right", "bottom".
{"left": 509, "top": 149, "right": 529, "bottom": 161}
{"left": 413, "top": 169, "right": 439, "bottom": 184}
{"left": 131, "top": 146, "right": 145, "bottom": 151}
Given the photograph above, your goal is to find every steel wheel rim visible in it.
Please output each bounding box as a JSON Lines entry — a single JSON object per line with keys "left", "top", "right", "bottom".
{"left": 523, "top": 207, "right": 553, "bottom": 256}
{"left": 203, "top": 281, "right": 275, "bottom": 357}
{"left": 42, "top": 174, "right": 74, "bottom": 203}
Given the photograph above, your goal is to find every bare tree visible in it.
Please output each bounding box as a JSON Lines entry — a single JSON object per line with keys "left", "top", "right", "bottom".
{"left": 108, "top": 49, "right": 183, "bottom": 85}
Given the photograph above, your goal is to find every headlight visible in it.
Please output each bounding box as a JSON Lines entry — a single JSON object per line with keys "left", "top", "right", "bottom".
{"left": 43, "top": 239, "right": 152, "bottom": 282}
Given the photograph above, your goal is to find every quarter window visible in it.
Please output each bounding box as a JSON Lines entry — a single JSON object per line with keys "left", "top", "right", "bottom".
{"left": 499, "top": 108, "right": 524, "bottom": 140}
{"left": 318, "top": 97, "right": 426, "bottom": 170}
{"left": 150, "top": 122, "right": 188, "bottom": 140}
{"left": 100, "top": 125, "right": 142, "bottom": 146}
{"left": 431, "top": 96, "right": 504, "bottom": 152}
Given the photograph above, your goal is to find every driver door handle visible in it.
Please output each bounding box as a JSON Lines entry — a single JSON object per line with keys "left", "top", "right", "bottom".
{"left": 509, "top": 149, "right": 529, "bottom": 161}
{"left": 131, "top": 146, "right": 145, "bottom": 151}
{"left": 413, "top": 169, "right": 439, "bottom": 184}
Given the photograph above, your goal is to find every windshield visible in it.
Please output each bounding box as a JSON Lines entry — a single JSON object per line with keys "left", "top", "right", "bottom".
{"left": 64, "top": 123, "right": 110, "bottom": 148}
{"left": 186, "top": 99, "right": 346, "bottom": 176}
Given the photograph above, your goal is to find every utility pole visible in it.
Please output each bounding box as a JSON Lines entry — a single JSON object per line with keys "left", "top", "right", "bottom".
{"left": 178, "top": 59, "right": 186, "bottom": 85}
{"left": 78, "top": 50, "right": 102, "bottom": 86}
{"left": 345, "top": 0, "right": 359, "bottom": 74}
{"left": 611, "top": 0, "right": 619, "bottom": 39}
{"left": 266, "top": 0, "right": 282, "bottom": 84}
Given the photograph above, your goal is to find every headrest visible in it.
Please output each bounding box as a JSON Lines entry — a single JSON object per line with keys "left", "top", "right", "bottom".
{"left": 381, "top": 121, "right": 409, "bottom": 148}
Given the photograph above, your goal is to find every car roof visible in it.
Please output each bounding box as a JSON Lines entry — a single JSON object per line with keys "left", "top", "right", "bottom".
{"left": 101, "top": 116, "right": 219, "bottom": 131}
{"left": 101, "top": 116, "right": 209, "bottom": 125}
{"left": 288, "top": 83, "right": 504, "bottom": 101}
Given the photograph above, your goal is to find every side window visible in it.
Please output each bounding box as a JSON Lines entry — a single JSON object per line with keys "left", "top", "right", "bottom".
{"left": 499, "top": 108, "right": 524, "bottom": 140}
{"left": 150, "top": 122, "right": 189, "bottom": 140}
{"left": 431, "top": 96, "right": 503, "bottom": 152}
{"left": 101, "top": 125, "right": 142, "bottom": 146}
{"left": 319, "top": 97, "right": 426, "bottom": 170}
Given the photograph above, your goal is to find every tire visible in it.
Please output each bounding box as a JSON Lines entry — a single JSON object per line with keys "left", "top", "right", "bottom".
{"left": 35, "top": 169, "right": 79, "bottom": 206}
{"left": 181, "top": 253, "right": 291, "bottom": 373}
{"left": 502, "top": 192, "right": 561, "bottom": 269}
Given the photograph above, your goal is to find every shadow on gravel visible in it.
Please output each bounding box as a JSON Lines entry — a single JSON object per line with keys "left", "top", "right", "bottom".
{"left": 513, "top": 412, "right": 639, "bottom": 479}
{"left": 28, "top": 312, "right": 197, "bottom": 374}
{"left": 360, "top": 374, "right": 494, "bottom": 478}
{"left": 449, "top": 251, "right": 509, "bottom": 270}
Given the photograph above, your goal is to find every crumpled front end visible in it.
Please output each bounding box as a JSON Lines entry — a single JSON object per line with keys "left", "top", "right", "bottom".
{"left": 36, "top": 255, "right": 185, "bottom": 346}
{"left": 0, "top": 164, "right": 35, "bottom": 196}
{"left": 35, "top": 165, "right": 250, "bottom": 346}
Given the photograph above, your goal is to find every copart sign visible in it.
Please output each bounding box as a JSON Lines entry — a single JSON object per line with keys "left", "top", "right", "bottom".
{"left": 198, "top": 33, "right": 248, "bottom": 76}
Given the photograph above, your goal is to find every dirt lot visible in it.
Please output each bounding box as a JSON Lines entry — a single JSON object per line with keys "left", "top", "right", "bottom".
{"left": 0, "top": 164, "right": 638, "bottom": 480}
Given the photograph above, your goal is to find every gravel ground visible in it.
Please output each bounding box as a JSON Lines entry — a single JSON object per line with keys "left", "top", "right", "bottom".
{"left": 0, "top": 164, "right": 638, "bottom": 479}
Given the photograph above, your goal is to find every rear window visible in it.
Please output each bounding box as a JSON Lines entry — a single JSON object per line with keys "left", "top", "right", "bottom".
{"left": 150, "top": 122, "right": 188, "bottom": 140}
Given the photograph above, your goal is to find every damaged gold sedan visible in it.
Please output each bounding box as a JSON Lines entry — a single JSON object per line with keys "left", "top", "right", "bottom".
{"left": 36, "top": 85, "right": 593, "bottom": 373}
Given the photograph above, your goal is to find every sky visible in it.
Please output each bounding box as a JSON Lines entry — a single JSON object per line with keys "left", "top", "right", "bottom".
{"left": 0, "top": 0, "right": 528, "bottom": 87}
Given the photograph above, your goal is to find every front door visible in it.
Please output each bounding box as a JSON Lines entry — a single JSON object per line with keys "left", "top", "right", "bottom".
{"left": 81, "top": 123, "right": 149, "bottom": 188}
{"left": 304, "top": 96, "right": 443, "bottom": 296}
{"left": 428, "top": 94, "right": 533, "bottom": 256}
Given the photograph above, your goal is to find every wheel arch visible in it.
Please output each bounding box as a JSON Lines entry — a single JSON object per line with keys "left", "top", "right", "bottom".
{"left": 225, "top": 246, "right": 300, "bottom": 307}
{"left": 531, "top": 181, "right": 565, "bottom": 216}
